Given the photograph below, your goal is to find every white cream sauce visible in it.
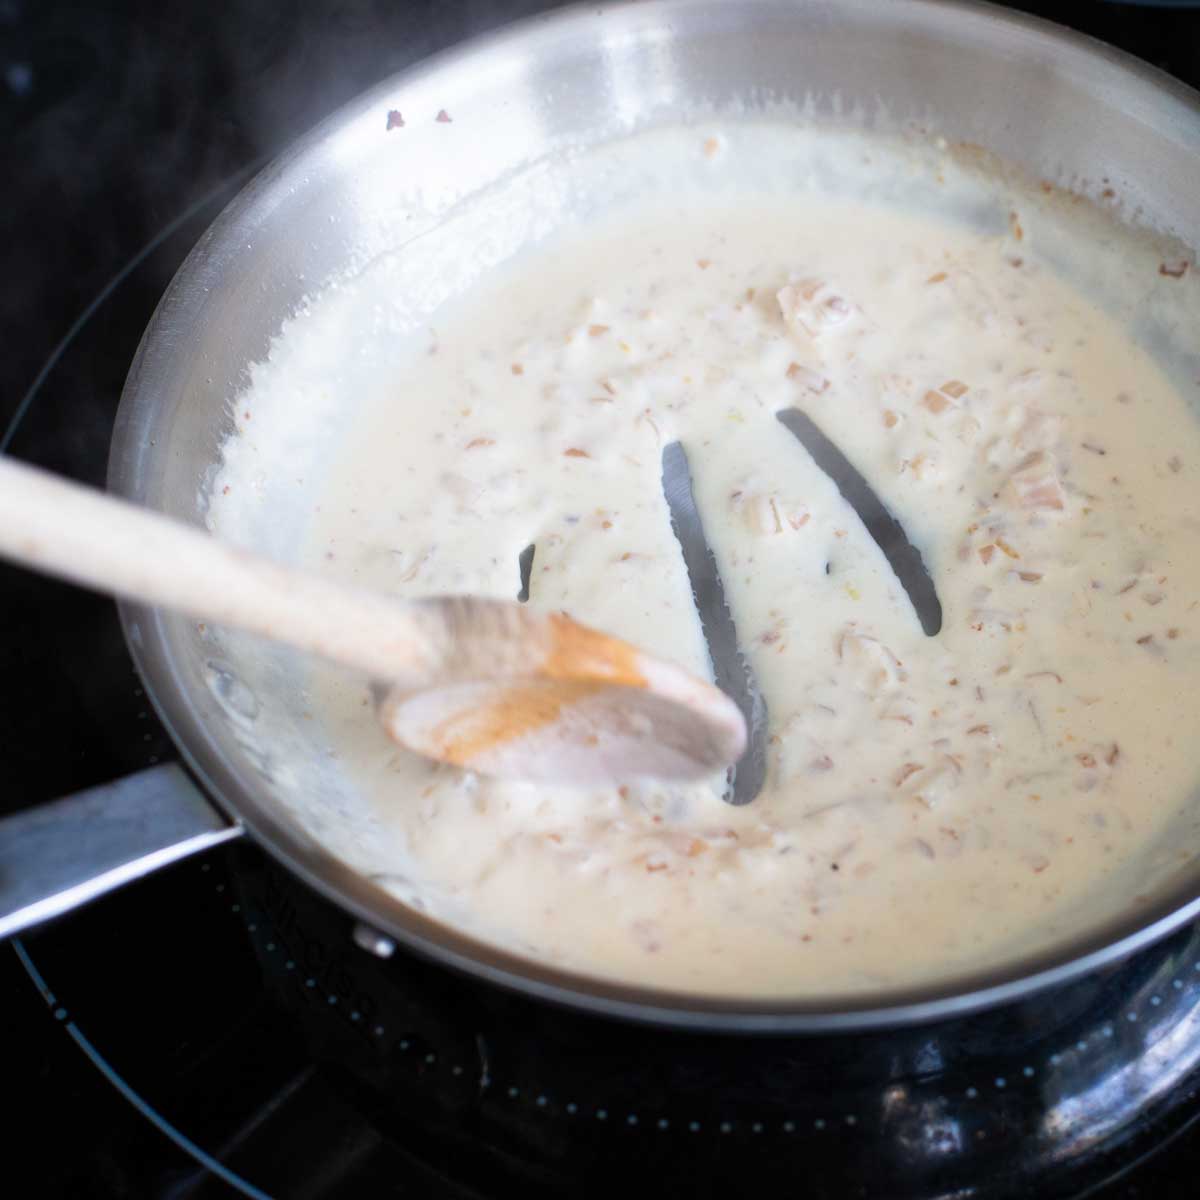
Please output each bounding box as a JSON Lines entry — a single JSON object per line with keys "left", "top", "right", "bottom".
{"left": 211, "top": 124, "right": 1200, "bottom": 998}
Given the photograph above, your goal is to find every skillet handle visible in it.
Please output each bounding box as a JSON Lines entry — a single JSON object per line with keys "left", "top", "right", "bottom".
{"left": 0, "top": 763, "right": 243, "bottom": 939}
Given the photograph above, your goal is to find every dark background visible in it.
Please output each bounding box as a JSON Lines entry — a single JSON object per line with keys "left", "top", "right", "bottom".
{"left": 5, "top": 1, "right": 1200, "bottom": 1196}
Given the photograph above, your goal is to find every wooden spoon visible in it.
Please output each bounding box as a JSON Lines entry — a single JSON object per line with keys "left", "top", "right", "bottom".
{"left": 0, "top": 455, "right": 746, "bottom": 783}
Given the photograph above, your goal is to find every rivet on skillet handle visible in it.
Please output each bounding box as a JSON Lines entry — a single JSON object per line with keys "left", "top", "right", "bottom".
{"left": 353, "top": 922, "right": 397, "bottom": 959}
{"left": 0, "top": 762, "right": 243, "bottom": 940}
{"left": 661, "top": 441, "right": 767, "bottom": 806}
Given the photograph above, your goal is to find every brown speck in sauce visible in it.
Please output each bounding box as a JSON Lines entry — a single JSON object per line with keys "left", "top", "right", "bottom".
{"left": 588, "top": 324, "right": 610, "bottom": 337}
{"left": 1159, "top": 260, "right": 1189, "bottom": 279}
{"left": 564, "top": 447, "right": 590, "bottom": 458}
{"left": 465, "top": 437, "right": 495, "bottom": 450}
{"left": 511, "top": 363, "right": 524, "bottom": 375}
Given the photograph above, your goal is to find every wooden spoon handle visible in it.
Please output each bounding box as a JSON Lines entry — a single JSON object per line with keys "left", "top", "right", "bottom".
{"left": 0, "top": 454, "right": 440, "bottom": 682}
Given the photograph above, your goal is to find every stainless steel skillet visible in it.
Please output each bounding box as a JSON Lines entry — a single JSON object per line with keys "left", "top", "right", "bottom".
{"left": 4, "top": 0, "right": 1200, "bottom": 1033}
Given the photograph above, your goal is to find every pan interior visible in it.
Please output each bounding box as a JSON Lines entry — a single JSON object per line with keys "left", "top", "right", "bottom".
{"left": 203, "top": 116, "right": 1200, "bottom": 1003}
{"left": 112, "top": 1, "right": 1200, "bottom": 1022}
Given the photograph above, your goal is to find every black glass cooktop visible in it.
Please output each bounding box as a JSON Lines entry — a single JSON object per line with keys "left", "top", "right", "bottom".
{"left": 5, "top": 2, "right": 1200, "bottom": 1196}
